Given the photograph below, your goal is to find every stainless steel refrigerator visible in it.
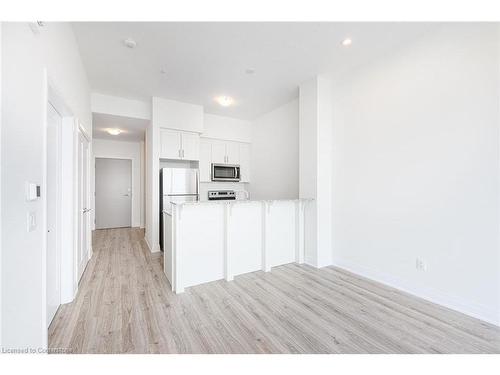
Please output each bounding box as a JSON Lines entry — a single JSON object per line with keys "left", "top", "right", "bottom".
{"left": 160, "top": 167, "right": 199, "bottom": 252}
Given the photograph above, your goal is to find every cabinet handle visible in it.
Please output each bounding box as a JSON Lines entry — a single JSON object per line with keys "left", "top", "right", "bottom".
{"left": 182, "top": 149, "right": 185, "bottom": 158}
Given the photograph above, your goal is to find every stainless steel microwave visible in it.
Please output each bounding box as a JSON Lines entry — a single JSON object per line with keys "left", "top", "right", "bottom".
{"left": 211, "top": 163, "right": 241, "bottom": 182}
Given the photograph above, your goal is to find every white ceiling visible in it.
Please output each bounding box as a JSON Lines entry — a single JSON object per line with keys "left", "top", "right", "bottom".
{"left": 93, "top": 113, "right": 148, "bottom": 142}
{"left": 73, "top": 22, "right": 437, "bottom": 120}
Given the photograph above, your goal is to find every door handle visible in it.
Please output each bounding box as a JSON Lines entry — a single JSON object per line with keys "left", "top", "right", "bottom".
{"left": 82, "top": 208, "right": 91, "bottom": 214}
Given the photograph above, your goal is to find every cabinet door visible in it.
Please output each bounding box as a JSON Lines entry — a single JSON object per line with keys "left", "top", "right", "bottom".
{"left": 211, "top": 139, "right": 226, "bottom": 164}
{"left": 239, "top": 143, "right": 251, "bottom": 183}
{"left": 181, "top": 132, "right": 200, "bottom": 161}
{"left": 160, "top": 129, "right": 181, "bottom": 159}
{"left": 226, "top": 141, "right": 240, "bottom": 165}
{"left": 199, "top": 139, "right": 212, "bottom": 182}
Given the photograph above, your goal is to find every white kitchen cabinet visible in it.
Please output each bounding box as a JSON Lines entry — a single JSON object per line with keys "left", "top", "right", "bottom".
{"left": 239, "top": 143, "right": 251, "bottom": 183}
{"left": 208, "top": 139, "right": 240, "bottom": 165}
{"left": 160, "top": 128, "right": 200, "bottom": 161}
{"left": 181, "top": 132, "right": 200, "bottom": 161}
{"left": 211, "top": 140, "right": 226, "bottom": 164}
{"left": 199, "top": 139, "right": 212, "bottom": 182}
{"left": 160, "top": 129, "right": 182, "bottom": 159}
{"left": 198, "top": 138, "right": 251, "bottom": 182}
{"left": 226, "top": 142, "right": 240, "bottom": 165}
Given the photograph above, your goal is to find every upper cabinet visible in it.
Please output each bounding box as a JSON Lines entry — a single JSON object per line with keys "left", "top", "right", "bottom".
{"left": 199, "top": 139, "right": 212, "bottom": 182}
{"left": 180, "top": 132, "right": 200, "bottom": 161}
{"left": 160, "top": 129, "right": 182, "bottom": 159}
{"left": 199, "top": 138, "right": 250, "bottom": 182}
{"left": 160, "top": 128, "right": 200, "bottom": 161}
{"left": 153, "top": 97, "right": 203, "bottom": 133}
{"left": 226, "top": 142, "right": 240, "bottom": 165}
{"left": 239, "top": 143, "right": 251, "bottom": 183}
{"left": 210, "top": 139, "right": 240, "bottom": 165}
{"left": 211, "top": 140, "right": 227, "bottom": 164}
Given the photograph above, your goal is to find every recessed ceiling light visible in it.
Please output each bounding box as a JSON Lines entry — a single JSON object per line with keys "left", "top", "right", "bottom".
{"left": 215, "top": 96, "right": 234, "bottom": 107}
{"left": 123, "top": 38, "right": 137, "bottom": 49}
{"left": 107, "top": 128, "right": 123, "bottom": 136}
{"left": 245, "top": 68, "right": 256, "bottom": 75}
{"left": 341, "top": 38, "right": 352, "bottom": 47}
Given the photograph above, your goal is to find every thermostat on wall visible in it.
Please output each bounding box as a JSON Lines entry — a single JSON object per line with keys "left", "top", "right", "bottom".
{"left": 26, "top": 182, "right": 40, "bottom": 201}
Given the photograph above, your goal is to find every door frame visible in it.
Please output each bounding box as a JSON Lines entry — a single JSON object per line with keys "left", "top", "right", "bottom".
{"left": 93, "top": 156, "right": 135, "bottom": 229}
{"left": 75, "top": 124, "right": 92, "bottom": 283}
{"left": 45, "top": 101, "right": 63, "bottom": 328}
{"left": 43, "top": 80, "right": 76, "bottom": 344}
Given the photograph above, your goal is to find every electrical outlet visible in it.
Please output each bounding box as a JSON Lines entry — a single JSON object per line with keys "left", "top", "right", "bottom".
{"left": 415, "top": 257, "right": 427, "bottom": 271}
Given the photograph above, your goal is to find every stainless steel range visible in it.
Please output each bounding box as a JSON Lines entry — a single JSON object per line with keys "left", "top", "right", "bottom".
{"left": 208, "top": 190, "right": 236, "bottom": 201}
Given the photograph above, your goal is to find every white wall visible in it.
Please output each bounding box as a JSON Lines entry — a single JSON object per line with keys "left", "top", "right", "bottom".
{"left": 1, "top": 22, "right": 91, "bottom": 348}
{"left": 92, "top": 139, "right": 144, "bottom": 228}
{"left": 0, "top": 21, "right": 3, "bottom": 347}
{"left": 330, "top": 24, "right": 500, "bottom": 325}
{"left": 299, "top": 77, "right": 334, "bottom": 268}
{"left": 147, "top": 99, "right": 161, "bottom": 252}
{"left": 250, "top": 99, "right": 299, "bottom": 200}
{"left": 91, "top": 93, "right": 151, "bottom": 120}
{"left": 203, "top": 114, "right": 252, "bottom": 143}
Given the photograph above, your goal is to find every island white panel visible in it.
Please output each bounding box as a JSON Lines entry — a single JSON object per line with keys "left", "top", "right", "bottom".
{"left": 265, "top": 201, "right": 297, "bottom": 268}
{"left": 176, "top": 204, "right": 225, "bottom": 290}
{"left": 227, "top": 202, "right": 262, "bottom": 278}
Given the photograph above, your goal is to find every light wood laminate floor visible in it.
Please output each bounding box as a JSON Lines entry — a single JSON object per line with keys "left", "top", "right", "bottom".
{"left": 48, "top": 228, "right": 500, "bottom": 354}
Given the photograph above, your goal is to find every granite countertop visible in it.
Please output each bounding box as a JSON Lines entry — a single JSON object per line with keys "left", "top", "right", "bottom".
{"left": 171, "top": 198, "right": 313, "bottom": 206}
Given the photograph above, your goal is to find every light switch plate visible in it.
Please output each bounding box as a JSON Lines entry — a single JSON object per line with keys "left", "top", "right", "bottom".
{"left": 27, "top": 212, "right": 36, "bottom": 232}
{"left": 26, "top": 182, "right": 39, "bottom": 201}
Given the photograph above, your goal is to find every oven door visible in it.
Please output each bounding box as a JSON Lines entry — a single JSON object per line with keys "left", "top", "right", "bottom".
{"left": 211, "top": 164, "right": 240, "bottom": 182}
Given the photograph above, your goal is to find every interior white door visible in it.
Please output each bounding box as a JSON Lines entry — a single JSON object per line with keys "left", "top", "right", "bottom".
{"left": 77, "top": 131, "right": 90, "bottom": 281}
{"left": 46, "top": 103, "right": 61, "bottom": 327}
{"left": 180, "top": 132, "right": 200, "bottom": 161}
{"left": 95, "top": 158, "right": 132, "bottom": 229}
{"left": 160, "top": 129, "right": 181, "bottom": 159}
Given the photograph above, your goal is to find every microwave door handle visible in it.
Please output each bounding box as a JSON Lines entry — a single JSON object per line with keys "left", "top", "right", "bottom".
{"left": 235, "top": 166, "right": 239, "bottom": 179}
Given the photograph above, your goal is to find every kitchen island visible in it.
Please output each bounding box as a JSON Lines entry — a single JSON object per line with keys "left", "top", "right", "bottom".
{"left": 163, "top": 199, "right": 312, "bottom": 293}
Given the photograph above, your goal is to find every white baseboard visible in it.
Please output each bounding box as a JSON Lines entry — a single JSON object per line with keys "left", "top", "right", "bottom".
{"left": 144, "top": 236, "right": 160, "bottom": 253}
{"left": 334, "top": 259, "right": 500, "bottom": 327}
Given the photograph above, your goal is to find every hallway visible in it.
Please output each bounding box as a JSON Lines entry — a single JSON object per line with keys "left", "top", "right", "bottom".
{"left": 48, "top": 228, "right": 500, "bottom": 354}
